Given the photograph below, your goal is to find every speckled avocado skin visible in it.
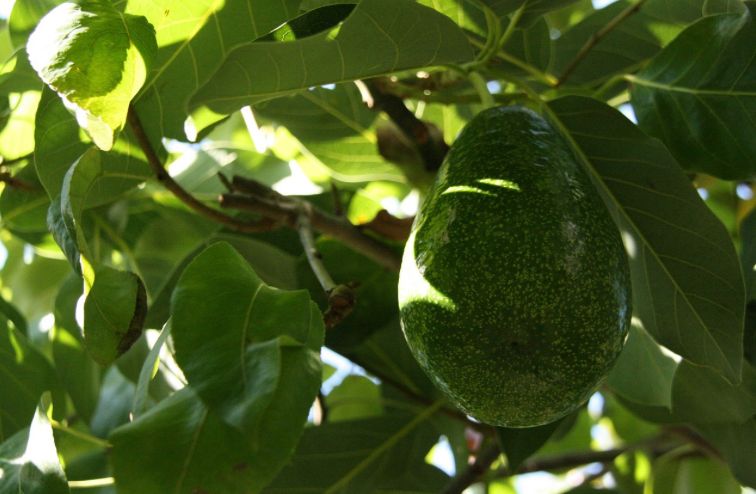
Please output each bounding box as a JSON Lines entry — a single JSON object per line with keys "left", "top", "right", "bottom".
{"left": 398, "top": 106, "right": 631, "bottom": 427}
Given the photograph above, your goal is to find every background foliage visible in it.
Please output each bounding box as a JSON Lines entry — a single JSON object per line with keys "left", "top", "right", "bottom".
{"left": 0, "top": 0, "right": 754, "bottom": 493}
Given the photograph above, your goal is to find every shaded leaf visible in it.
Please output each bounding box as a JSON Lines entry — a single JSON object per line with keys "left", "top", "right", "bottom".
{"left": 0, "top": 162, "right": 49, "bottom": 235}
{"left": 264, "top": 407, "right": 446, "bottom": 493}
{"left": 299, "top": 237, "right": 400, "bottom": 351}
{"left": 326, "top": 375, "right": 384, "bottom": 422}
{"left": 651, "top": 452, "right": 741, "bottom": 494}
{"left": 483, "top": 0, "right": 581, "bottom": 26}
{"left": 110, "top": 388, "right": 260, "bottom": 494}
{"left": 0, "top": 321, "right": 60, "bottom": 441}
{"left": 631, "top": 4, "right": 756, "bottom": 179}
{"left": 696, "top": 419, "right": 756, "bottom": 488}
{"left": 497, "top": 417, "right": 564, "bottom": 470}
{"left": 0, "top": 400, "right": 69, "bottom": 494}
{"left": 192, "top": 0, "right": 474, "bottom": 115}
{"left": 256, "top": 84, "right": 403, "bottom": 183}
{"left": 670, "top": 361, "right": 756, "bottom": 424}
{"left": 52, "top": 274, "right": 100, "bottom": 423}
{"left": 83, "top": 265, "right": 147, "bottom": 367}
{"left": 548, "top": 96, "right": 744, "bottom": 383}
{"left": 27, "top": 1, "right": 157, "bottom": 149}
{"left": 607, "top": 322, "right": 678, "bottom": 408}
{"left": 171, "top": 242, "right": 323, "bottom": 488}
{"left": 0, "top": 293, "right": 28, "bottom": 334}
{"left": 552, "top": 0, "right": 744, "bottom": 87}
{"left": 47, "top": 198, "right": 80, "bottom": 273}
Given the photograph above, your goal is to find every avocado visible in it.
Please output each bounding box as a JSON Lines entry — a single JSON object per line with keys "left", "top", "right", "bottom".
{"left": 398, "top": 106, "right": 631, "bottom": 427}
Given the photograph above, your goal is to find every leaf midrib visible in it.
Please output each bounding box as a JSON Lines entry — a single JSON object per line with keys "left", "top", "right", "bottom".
{"left": 627, "top": 74, "right": 755, "bottom": 97}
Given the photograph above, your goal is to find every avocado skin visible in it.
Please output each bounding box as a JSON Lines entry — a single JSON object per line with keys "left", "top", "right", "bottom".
{"left": 398, "top": 106, "right": 631, "bottom": 427}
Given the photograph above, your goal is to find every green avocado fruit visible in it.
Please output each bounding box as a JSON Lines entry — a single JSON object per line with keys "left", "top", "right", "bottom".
{"left": 398, "top": 105, "right": 631, "bottom": 427}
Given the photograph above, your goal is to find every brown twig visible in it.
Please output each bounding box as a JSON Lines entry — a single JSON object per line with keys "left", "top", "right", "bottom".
{"left": 220, "top": 187, "right": 402, "bottom": 271}
{"left": 127, "top": 107, "right": 275, "bottom": 233}
{"left": 556, "top": 0, "right": 648, "bottom": 87}
{"left": 362, "top": 78, "right": 449, "bottom": 171}
{"left": 441, "top": 444, "right": 502, "bottom": 494}
{"left": 0, "top": 171, "right": 36, "bottom": 191}
{"left": 494, "top": 437, "right": 679, "bottom": 479}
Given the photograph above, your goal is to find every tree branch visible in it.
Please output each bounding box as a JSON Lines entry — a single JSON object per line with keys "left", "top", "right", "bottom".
{"left": 127, "top": 107, "right": 275, "bottom": 233}
{"left": 0, "top": 171, "right": 36, "bottom": 191}
{"left": 128, "top": 108, "right": 401, "bottom": 271}
{"left": 297, "top": 205, "right": 357, "bottom": 328}
{"left": 494, "top": 437, "right": 679, "bottom": 479}
{"left": 441, "top": 444, "right": 502, "bottom": 494}
{"left": 556, "top": 0, "right": 648, "bottom": 87}
{"left": 220, "top": 183, "right": 402, "bottom": 271}
{"left": 361, "top": 78, "right": 449, "bottom": 171}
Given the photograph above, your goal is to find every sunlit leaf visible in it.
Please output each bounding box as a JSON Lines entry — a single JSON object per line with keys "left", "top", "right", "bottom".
{"left": 127, "top": 0, "right": 305, "bottom": 141}
{"left": 27, "top": 1, "right": 157, "bottom": 149}
{"left": 0, "top": 399, "right": 69, "bottom": 494}
{"left": 192, "top": 0, "right": 474, "bottom": 115}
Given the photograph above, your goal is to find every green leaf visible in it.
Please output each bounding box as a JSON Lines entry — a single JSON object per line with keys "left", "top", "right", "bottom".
{"left": 631, "top": 4, "right": 756, "bottom": 179}
{"left": 326, "top": 375, "right": 384, "bottom": 422}
{"left": 264, "top": 406, "right": 446, "bottom": 493}
{"left": 110, "top": 388, "right": 261, "bottom": 494}
{"left": 57, "top": 146, "right": 150, "bottom": 268}
{"left": 191, "top": 0, "right": 474, "bottom": 115}
{"left": 0, "top": 236, "right": 72, "bottom": 322}
{"left": 696, "top": 419, "right": 756, "bottom": 488}
{"left": 483, "top": 0, "right": 581, "bottom": 26}
{"left": 651, "top": 452, "right": 741, "bottom": 494}
{"left": 0, "top": 293, "right": 28, "bottom": 335}
{"left": 127, "top": 0, "right": 305, "bottom": 141}
{"left": 83, "top": 265, "right": 147, "bottom": 367}
{"left": 171, "top": 242, "right": 323, "bottom": 488}
{"left": 740, "top": 206, "right": 756, "bottom": 301}
{"left": 669, "top": 361, "right": 756, "bottom": 424}
{"left": 8, "top": 0, "right": 62, "bottom": 47}
{"left": 256, "top": 84, "right": 403, "bottom": 183}
{"left": 345, "top": 318, "right": 440, "bottom": 401}
{"left": 0, "top": 321, "right": 60, "bottom": 441}
{"left": 0, "top": 89, "right": 39, "bottom": 160}
{"left": 47, "top": 199, "right": 80, "bottom": 273}
{"left": 52, "top": 274, "right": 100, "bottom": 423}
{"left": 299, "top": 237, "right": 400, "bottom": 351}
{"left": 131, "top": 322, "right": 171, "bottom": 419}
{"left": 547, "top": 96, "right": 744, "bottom": 383}
{"left": 0, "top": 162, "right": 49, "bottom": 235}
{"left": 552, "top": 0, "right": 743, "bottom": 87}
{"left": 0, "top": 400, "right": 69, "bottom": 494}
{"left": 497, "top": 417, "right": 564, "bottom": 471}
{"left": 27, "top": 1, "right": 157, "bottom": 150}
{"left": 34, "top": 87, "right": 151, "bottom": 203}
{"left": 417, "top": 0, "right": 487, "bottom": 36}
{"left": 606, "top": 322, "right": 678, "bottom": 408}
